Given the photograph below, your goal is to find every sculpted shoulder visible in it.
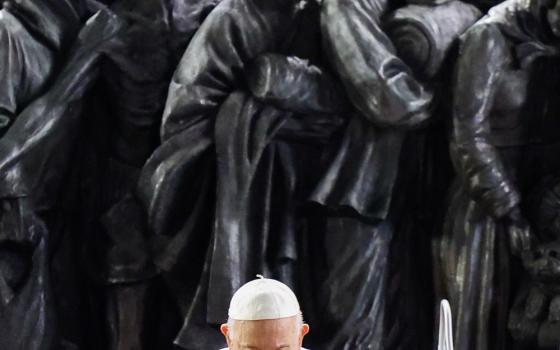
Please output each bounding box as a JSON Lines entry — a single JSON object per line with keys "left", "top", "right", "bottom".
{"left": 474, "top": 0, "right": 532, "bottom": 35}
{"left": 322, "top": 0, "right": 386, "bottom": 19}
{"left": 173, "top": 0, "right": 295, "bottom": 84}
{"left": 0, "top": 9, "right": 23, "bottom": 39}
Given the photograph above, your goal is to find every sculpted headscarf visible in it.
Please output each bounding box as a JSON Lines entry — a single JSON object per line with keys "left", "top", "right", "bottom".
{"left": 3, "top": 0, "right": 85, "bottom": 50}
{"left": 483, "top": 0, "right": 559, "bottom": 67}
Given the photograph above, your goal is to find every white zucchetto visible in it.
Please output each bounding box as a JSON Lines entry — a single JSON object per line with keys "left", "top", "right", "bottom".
{"left": 228, "top": 275, "right": 301, "bottom": 321}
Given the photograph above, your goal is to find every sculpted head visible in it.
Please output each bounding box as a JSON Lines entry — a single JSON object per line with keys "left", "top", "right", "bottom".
{"left": 544, "top": 0, "right": 560, "bottom": 37}
{"left": 220, "top": 277, "right": 309, "bottom": 350}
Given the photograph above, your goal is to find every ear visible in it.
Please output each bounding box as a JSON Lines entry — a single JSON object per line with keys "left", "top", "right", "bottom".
{"left": 220, "top": 324, "right": 229, "bottom": 338}
{"left": 221, "top": 323, "right": 233, "bottom": 347}
{"left": 301, "top": 323, "right": 310, "bottom": 337}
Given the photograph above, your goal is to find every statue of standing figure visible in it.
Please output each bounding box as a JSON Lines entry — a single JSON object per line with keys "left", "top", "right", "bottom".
{"left": 132, "top": 0, "right": 349, "bottom": 348}
{"left": 434, "top": 0, "right": 560, "bottom": 349}
{"left": 306, "top": 0, "right": 479, "bottom": 348}
{"left": 75, "top": 0, "right": 225, "bottom": 349}
{"left": 0, "top": 1, "right": 125, "bottom": 349}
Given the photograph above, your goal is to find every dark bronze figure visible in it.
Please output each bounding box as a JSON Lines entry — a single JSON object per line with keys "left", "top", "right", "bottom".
{"left": 0, "top": 2, "right": 124, "bottom": 348}
{"left": 509, "top": 177, "right": 560, "bottom": 349}
{"left": 132, "top": 0, "right": 348, "bottom": 348}
{"left": 76, "top": 0, "right": 224, "bottom": 348}
{"left": 435, "top": 0, "right": 560, "bottom": 348}
{"left": 382, "top": 3, "right": 481, "bottom": 349}
{"left": 306, "top": 0, "right": 478, "bottom": 349}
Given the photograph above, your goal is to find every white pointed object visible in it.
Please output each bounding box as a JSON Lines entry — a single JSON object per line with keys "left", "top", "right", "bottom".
{"left": 438, "top": 299, "right": 454, "bottom": 350}
{"left": 228, "top": 276, "right": 301, "bottom": 321}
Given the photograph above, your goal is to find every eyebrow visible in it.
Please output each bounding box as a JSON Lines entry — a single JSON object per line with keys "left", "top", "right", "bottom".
{"left": 241, "top": 345, "right": 290, "bottom": 349}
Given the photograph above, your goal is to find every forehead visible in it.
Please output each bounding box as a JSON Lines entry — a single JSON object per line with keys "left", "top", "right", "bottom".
{"left": 234, "top": 318, "right": 298, "bottom": 348}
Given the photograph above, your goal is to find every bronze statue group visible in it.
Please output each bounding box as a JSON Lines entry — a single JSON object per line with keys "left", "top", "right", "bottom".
{"left": 1, "top": 0, "right": 560, "bottom": 349}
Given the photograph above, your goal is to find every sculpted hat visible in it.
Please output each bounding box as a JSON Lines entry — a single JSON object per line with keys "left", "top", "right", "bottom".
{"left": 228, "top": 275, "right": 301, "bottom": 321}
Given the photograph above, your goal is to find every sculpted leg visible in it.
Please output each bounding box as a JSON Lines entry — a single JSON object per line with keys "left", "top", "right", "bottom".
{"left": 106, "top": 283, "right": 149, "bottom": 350}
{"left": 319, "top": 217, "right": 392, "bottom": 350}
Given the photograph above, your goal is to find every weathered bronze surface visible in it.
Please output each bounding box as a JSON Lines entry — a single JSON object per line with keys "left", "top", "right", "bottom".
{"left": 1, "top": 0, "right": 560, "bottom": 349}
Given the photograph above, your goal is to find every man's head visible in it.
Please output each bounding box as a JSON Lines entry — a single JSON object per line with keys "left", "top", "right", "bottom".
{"left": 220, "top": 277, "right": 309, "bottom": 350}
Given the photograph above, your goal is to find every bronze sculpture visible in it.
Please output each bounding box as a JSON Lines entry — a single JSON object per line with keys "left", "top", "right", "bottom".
{"left": 76, "top": 0, "right": 225, "bottom": 348}
{"left": 2, "top": 0, "right": 560, "bottom": 348}
{"left": 308, "top": 0, "right": 479, "bottom": 348}
{"left": 0, "top": 1, "right": 124, "bottom": 348}
{"left": 509, "top": 176, "right": 560, "bottom": 348}
{"left": 435, "top": 0, "right": 560, "bottom": 349}
{"left": 132, "top": 0, "right": 348, "bottom": 348}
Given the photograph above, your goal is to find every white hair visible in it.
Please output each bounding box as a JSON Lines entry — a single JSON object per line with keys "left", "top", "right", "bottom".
{"left": 227, "top": 313, "right": 304, "bottom": 339}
